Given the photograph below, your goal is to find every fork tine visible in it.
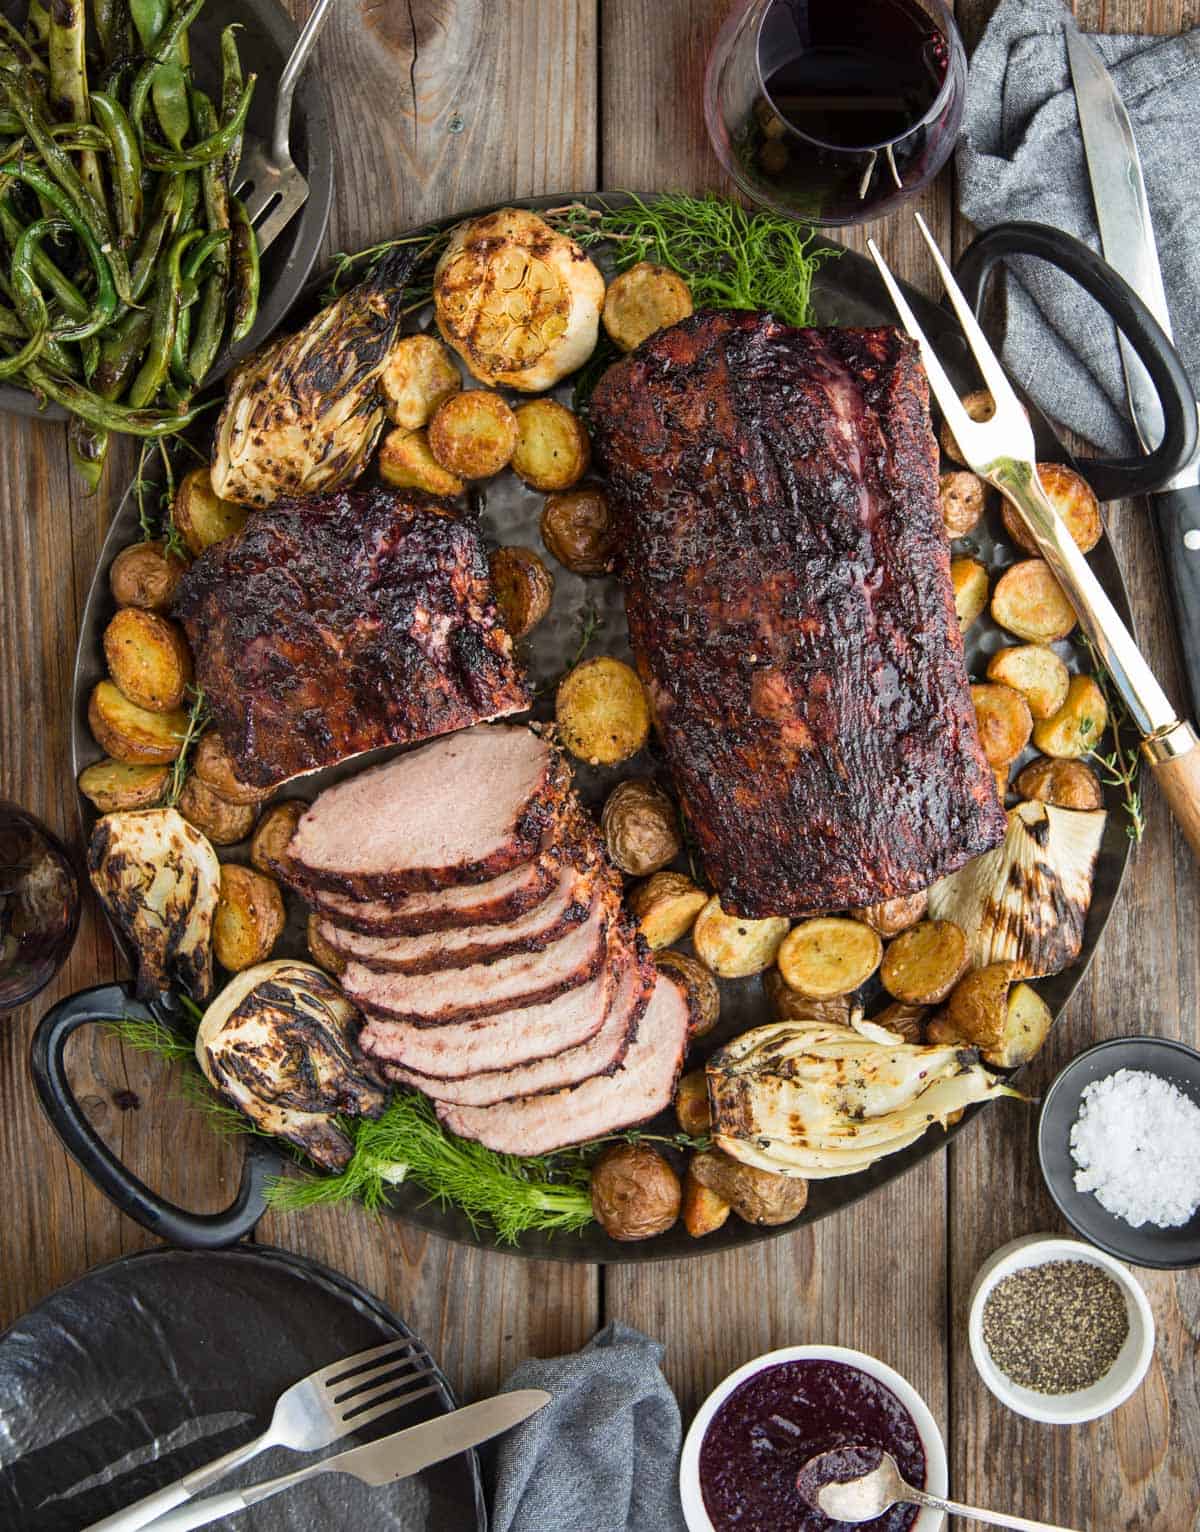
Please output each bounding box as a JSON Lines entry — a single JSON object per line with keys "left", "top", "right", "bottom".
{"left": 335, "top": 1362, "right": 439, "bottom": 1418}
{"left": 340, "top": 1381, "right": 443, "bottom": 1430}
{"left": 316, "top": 1339, "right": 417, "bottom": 1389}
{"left": 328, "top": 1349, "right": 427, "bottom": 1402}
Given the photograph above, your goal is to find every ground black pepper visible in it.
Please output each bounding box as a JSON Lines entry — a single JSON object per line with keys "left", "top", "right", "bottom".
{"left": 982, "top": 1260, "right": 1129, "bottom": 1394}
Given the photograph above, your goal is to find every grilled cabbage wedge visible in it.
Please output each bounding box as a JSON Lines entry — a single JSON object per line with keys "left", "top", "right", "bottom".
{"left": 212, "top": 245, "right": 419, "bottom": 508}
{"left": 707, "top": 1018, "right": 1015, "bottom": 1179}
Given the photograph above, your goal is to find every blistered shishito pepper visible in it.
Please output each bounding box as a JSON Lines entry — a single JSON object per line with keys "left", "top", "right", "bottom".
{"left": 143, "top": 77, "right": 254, "bottom": 171}
{"left": 27, "top": 362, "right": 205, "bottom": 435}
{"left": 219, "top": 24, "right": 244, "bottom": 182}
{"left": 129, "top": 227, "right": 202, "bottom": 407}
{"left": 229, "top": 195, "right": 259, "bottom": 345}
{"left": 90, "top": 91, "right": 143, "bottom": 245}
{"left": 0, "top": 163, "right": 117, "bottom": 339}
{"left": 131, "top": 171, "right": 186, "bottom": 301}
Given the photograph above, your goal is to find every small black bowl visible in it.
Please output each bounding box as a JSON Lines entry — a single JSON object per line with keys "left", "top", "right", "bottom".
{"left": 1039, "top": 1036, "right": 1200, "bottom": 1270}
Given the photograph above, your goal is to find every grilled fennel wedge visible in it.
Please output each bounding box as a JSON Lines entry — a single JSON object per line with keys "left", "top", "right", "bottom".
{"left": 707, "top": 1018, "right": 1017, "bottom": 1178}
{"left": 197, "top": 959, "right": 388, "bottom": 1170}
{"left": 212, "top": 245, "right": 420, "bottom": 508}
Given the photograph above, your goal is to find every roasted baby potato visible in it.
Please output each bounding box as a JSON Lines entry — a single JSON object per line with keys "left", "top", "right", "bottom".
{"left": 77, "top": 758, "right": 170, "bottom": 813}
{"left": 602, "top": 777, "right": 681, "bottom": 876}
{"left": 510, "top": 399, "right": 590, "bottom": 491}
{"left": 212, "top": 863, "right": 286, "bottom": 972}
{"left": 250, "top": 800, "right": 305, "bottom": 881}
{"left": 777, "top": 917, "right": 882, "bottom": 998}
{"left": 682, "top": 1167, "right": 733, "bottom": 1238}
{"left": 177, "top": 775, "right": 258, "bottom": 846}
{"left": 871, "top": 1000, "right": 929, "bottom": 1045}
{"left": 689, "top": 1148, "right": 808, "bottom": 1226}
{"left": 951, "top": 557, "right": 989, "bottom": 631}
{"left": 377, "top": 426, "right": 466, "bottom": 497}
{"left": 628, "top": 870, "right": 708, "bottom": 948}
{"left": 880, "top": 919, "right": 970, "bottom": 1005}
{"left": 693, "top": 896, "right": 790, "bottom": 979}
{"left": 556, "top": 655, "right": 650, "bottom": 765}
{"left": 590, "top": 1142, "right": 681, "bottom": 1241}
{"left": 1014, "top": 756, "right": 1104, "bottom": 811}
{"left": 970, "top": 682, "right": 1033, "bottom": 767}
{"left": 103, "top": 608, "right": 193, "bottom": 714}
{"left": 930, "top": 963, "right": 1053, "bottom": 1069}
{"left": 1031, "top": 673, "right": 1107, "bottom": 759}
{"left": 991, "top": 559, "right": 1077, "bottom": 643}
{"left": 380, "top": 333, "right": 462, "bottom": 430}
{"left": 1002, "top": 464, "right": 1102, "bottom": 556}
{"left": 192, "top": 730, "right": 273, "bottom": 806}
{"left": 540, "top": 485, "right": 617, "bottom": 575}
{"left": 428, "top": 389, "right": 517, "bottom": 479}
{"left": 88, "top": 680, "right": 189, "bottom": 764}
{"left": 602, "top": 261, "right": 694, "bottom": 352}
{"left": 939, "top": 470, "right": 987, "bottom": 537}
{"left": 656, "top": 950, "right": 721, "bottom": 1039}
{"left": 307, "top": 911, "right": 347, "bottom": 976}
{"left": 675, "top": 1067, "right": 712, "bottom": 1136}
{"left": 173, "top": 466, "right": 247, "bottom": 555}
{"left": 763, "top": 968, "right": 852, "bottom": 1026}
{"left": 939, "top": 389, "right": 995, "bottom": 464}
{"left": 109, "top": 538, "right": 188, "bottom": 612}
{"left": 488, "top": 546, "right": 554, "bottom": 640}
{"left": 985, "top": 644, "right": 1070, "bottom": 721}
{"left": 849, "top": 890, "right": 928, "bottom": 938}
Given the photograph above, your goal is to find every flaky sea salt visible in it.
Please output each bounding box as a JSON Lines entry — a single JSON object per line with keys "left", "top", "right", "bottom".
{"left": 1070, "top": 1068, "right": 1200, "bottom": 1229}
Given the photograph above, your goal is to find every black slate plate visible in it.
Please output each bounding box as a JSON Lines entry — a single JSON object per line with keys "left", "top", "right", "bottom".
{"left": 1039, "top": 1037, "right": 1200, "bottom": 1270}
{"left": 0, "top": 1244, "right": 486, "bottom": 1530}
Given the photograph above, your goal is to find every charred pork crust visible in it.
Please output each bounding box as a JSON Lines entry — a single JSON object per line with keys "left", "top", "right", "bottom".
{"left": 589, "top": 310, "right": 1007, "bottom": 917}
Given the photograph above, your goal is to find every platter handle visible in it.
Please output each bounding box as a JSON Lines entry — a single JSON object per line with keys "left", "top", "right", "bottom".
{"left": 29, "top": 983, "right": 281, "bottom": 1249}
{"left": 954, "top": 220, "right": 1197, "bottom": 504}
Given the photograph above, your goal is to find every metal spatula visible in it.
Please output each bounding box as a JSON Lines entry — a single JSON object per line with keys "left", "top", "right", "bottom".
{"left": 233, "top": 0, "right": 338, "bottom": 253}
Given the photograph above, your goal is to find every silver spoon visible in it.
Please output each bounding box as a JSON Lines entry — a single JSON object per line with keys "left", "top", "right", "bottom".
{"left": 799, "top": 1446, "right": 1082, "bottom": 1531}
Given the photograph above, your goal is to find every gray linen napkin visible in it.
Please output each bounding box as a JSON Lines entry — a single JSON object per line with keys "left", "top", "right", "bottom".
{"left": 488, "top": 1322, "right": 687, "bottom": 1532}
{"left": 957, "top": 0, "right": 1200, "bottom": 453}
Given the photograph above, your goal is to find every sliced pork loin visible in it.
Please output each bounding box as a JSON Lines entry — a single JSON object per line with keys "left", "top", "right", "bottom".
{"left": 288, "top": 724, "right": 567, "bottom": 897}
{"left": 308, "top": 852, "right": 562, "bottom": 936}
{"left": 386, "top": 934, "right": 655, "bottom": 1106}
{"left": 435, "top": 971, "right": 690, "bottom": 1153}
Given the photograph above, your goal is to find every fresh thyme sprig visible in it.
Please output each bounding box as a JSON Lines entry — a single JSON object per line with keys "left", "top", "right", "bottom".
{"left": 162, "top": 685, "right": 210, "bottom": 807}
{"left": 1079, "top": 636, "right": 1145, "bottom": 842}
{"left": 534, "top": 600, "right": 606, "bottom": 700}
{"left": 322, "top": 228, "right": 450, "bottom": 304}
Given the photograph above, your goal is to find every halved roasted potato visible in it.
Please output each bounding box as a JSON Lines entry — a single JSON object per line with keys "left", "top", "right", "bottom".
{"left": 939, "top": 389, "right": 999, "bottom": 464}
{"left": 1013, "top": 755, "right": 1104, "bottom": 811}
{"left": 213, "top": 863, "right": 286, "bottom": 972}
{"left": 693, "top": 896, "right": 790, "bottom": 979}
{"left": 250, "top": 800, "right": 305, "bottom": 881}
{"left": 510, "top": 399, "right": 590, "bottom": 491}
{"left": 991, "top": 559, "right": 1077, "bottom": 642}
{"left": 970, "top": 682, "right": 1033, "bottom": 767}
{"left": 689, "top": 1148, "right": 808, "bottom": 1227}
{"left": 488, "top": 546, "right": 554, "bottom": 639}
{"left": 628, "top": 870, "right": 708, "bottom": 948}
{"left": 951, "top": 557, "right": 989, "bottom": 631}
{"left": 763, "top": 968, "right": 852, "bottom": 1026}
{"left": 682, "top": 1167, "right": 732, "bottom": 1238}
{"left": 880, "top": 919, "right": 970, "bottom": 1005}
{"left": 1031, "top": 673, "right": 1107, "bottom": 759}
{"left": 77, "top": 758, "right": 170, "bottom": 813}
{"left": 929, "top": 964, "right": 1053, "bottom": 1069}
{"left": 192, "top": 730, "right": 272, "bottom": 806}
{"left": 378, "top": 426, "right": 466, "bottom": 497}
{"left": 88, "top": 680, "right": 189, "bottom": 764}
{"left": 1002, "top": 464, "right": 1102, "bottom": 556}
{"left": 776, "top": 917, "right": 882, "bottom": 998}
{"left": 109, "top": 539, "right": 189, "bottom": 612}
{"left": 177, "top": 775, "right": 258, "bottom": 846}
{"left": 994, "top": 765, "right": 1011, "bottom": 805}
{"left": 675, "top": 1067, "right": 711, "bottom": 1136}
{"left": 428, "top": 389, "right": 517, "bottom": 479}
{"left": 173, "top": 466, "right": 248, "bottom": 555}
{"left": 540, "top": 485, "right": 617, "bottom": 575}
{"left": 380, "top": 333, "right": 462, "bottom": 430}
{"left": 103, "top": 608, "right": 193, "bottom": 714}
{"left": 939, "top": 470, "right": 987, "bottom": 537}
{"left": 556, "top": 655, "right": 650, "bottom": 765}
{"left": 985, "top": 644, "right": 1070, "bottom": 721}
{"left": 306, "top": 911, "right": 347, "bottom": 976}
{"left": 871, "top": 1000, "right": 929, "bottom": 1045}
{"left": 602, "top": 261, "right": 694, "bottom": 352}
{"left": 656, "top": 949, "right": 721, "bottom": 1037}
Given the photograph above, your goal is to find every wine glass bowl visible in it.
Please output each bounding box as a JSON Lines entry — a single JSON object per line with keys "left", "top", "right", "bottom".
{"left": 704, "top": 0, "right": 967, "bottom": 226}
{"left": 0, "top": 802, "right": 80, "bottom": 1013}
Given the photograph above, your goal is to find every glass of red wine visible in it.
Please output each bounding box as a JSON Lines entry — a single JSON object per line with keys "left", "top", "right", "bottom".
{"left": 0, "top": 801, "right": 80, "bottom": 1012}
{"left": 704, "top": 0, "right": 967, "bottom": 226}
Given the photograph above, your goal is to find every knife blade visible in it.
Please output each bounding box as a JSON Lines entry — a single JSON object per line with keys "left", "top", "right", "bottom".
{"left": 1066, "top": 23, "right": 1200, "bottom": 722}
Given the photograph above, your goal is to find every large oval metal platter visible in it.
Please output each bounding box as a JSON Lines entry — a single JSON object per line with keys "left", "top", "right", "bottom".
{"left": 0, "top": 0, "right": 333, "bottom": 421}
{"left": 68, "top": 194, "right": 1133, "bottom": 1263}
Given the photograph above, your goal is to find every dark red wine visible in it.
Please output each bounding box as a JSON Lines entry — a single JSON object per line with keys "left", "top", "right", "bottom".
{"left": 0, "top": 802, "right": 80, "bottom": 1012}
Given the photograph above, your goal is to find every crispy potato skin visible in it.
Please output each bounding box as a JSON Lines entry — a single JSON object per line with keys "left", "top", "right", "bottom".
{"left": 932, "top": 961, "right": 1050, "bottom": 1068}
{"left": 488, "top": 546, "right": 553, "bottom": 640}
{"left": 870, "top": 1000, "right": 928, "bottom": 1044}
{"left": 177, "top": 775, "right": 258, "bottom": 845}
{"left": 763, "top": 969, "right": 852, "bottom": 1025}
{"left": 1014, "top": 756, "right": 1104, "bottom": 811}
{"left": 381, "top": 333, "right": 462, "bottom": 430}
{"left": 378, "top": 426, "right": 466, "bottom": 497}
{"left": 849, "top": 890, "right": 928, "bottom": 937}
{"left": 656, "top": 952, "right": 721, "bottom": 1040}
{"left": 602, "top": 261, "right": 694, "bottom": 352}
{"left": 602, "top": 777, "right": 681, "bottom": 876}
{"left": 991, "top": 559, "right": 1077, "bottom": 642}
{"left": 938, "top": 389, "right": 996, "bottom": 464}
{"left": 103, "top": 608, "right": 193, "bottom": 713}
{"left": 1003, "top": 464, "right": 1102, "bottom": 556}
{"left": 306, "top": 910, "right": 347, "bottom": 976}
{"left": 939, "top": 470, "right": 987, "bottom": 537}
{"left": 690, "top": 1148, "right": 808, "bottom": 1226}
{"left": 693, "top": 896, "right": 790, "bottom": 979}
{"left": 213, "top": 863, "right": 286, "bottom": 972}
{"left": 590, "top": 1143, "right": 681, "bottom": 1240}
{"left": 109, "top": 539, "right": 189, "bottom": 612}
{"left": 683, "top": 1168, "right": 733, "bottom": 1237}
{"left": 776, "top": 917, "right": 882, "bottom": 998}
{"left": 511, "top": 399, "right": 591, "bottom": 491}
{"left": 951, "top": 557, "right": 989, "bottom": 631}
{"left": 78, "top": 758, "right": 170, "bottom": 813}
{"left": 193, "top": 730, "right": 273, "bottom": 806}
{"left": 675, "top": 1067, "right": 712, "bottom": 1136}
{"left": 250, "top": 800, "right": 305, "bottom": 880}
{"left": 1031, "top": 673, "right": 1108, "bottom": 759}
{"left": 556, "top": 655, "right": 650, "bottom": 765}
{"left": 628, "top": 870, "right": 708, "bottom": 948}
{"left": 173, "top": 466, "right": 248, "bottom": 555}
{"left": 970, "top": 682, "right": 1034, "bottom": 767}
{"left": 540, "top": 485, "right": 617, "bottom": 575}
{"left": 985, "top": 644, "right": 1070, "bottom": 721}
{"left": 880, "top": 919, "right": 970, "bottom": 1004}
{"left": 427, "top": 389, "right": 518, "bottom": 479}
{"left": 88, "top": 680, "right": 188, "bottom": 764}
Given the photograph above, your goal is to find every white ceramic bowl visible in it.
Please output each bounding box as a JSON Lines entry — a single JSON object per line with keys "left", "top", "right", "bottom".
{"left": 678, "top": 1344, "right": 948, "bottom": 1532}
{"left": 967, "top": 1234, "right": 1156, "bottom": 1425}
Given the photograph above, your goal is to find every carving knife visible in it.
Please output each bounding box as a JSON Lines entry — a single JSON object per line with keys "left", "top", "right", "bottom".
{"left": 1066, "top": 23, "right": 1200, "bottom": 722}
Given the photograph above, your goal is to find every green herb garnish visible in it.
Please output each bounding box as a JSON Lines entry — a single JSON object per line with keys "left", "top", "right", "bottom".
{"left": 161, "top": 684, "right": 209, "bottom": 807}
{"left": 1079, "top": 635, "right": 1145, "bottom": 843}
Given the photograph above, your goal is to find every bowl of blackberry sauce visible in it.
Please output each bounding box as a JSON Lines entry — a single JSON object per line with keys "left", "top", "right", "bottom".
{"left": 679, "top": 1345, "right": 947, "bottom": 1532}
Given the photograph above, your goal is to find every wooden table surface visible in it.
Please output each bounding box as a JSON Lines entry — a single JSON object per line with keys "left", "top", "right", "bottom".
{"left": 1, "top": 2, "right": 1197, "bottom": 1526}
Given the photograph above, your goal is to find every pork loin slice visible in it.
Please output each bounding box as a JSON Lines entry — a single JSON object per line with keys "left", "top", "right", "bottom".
{"left": 387, "top": 935, "right": 655, "bottom": 1106}
{"left": 308, "top": 854, "right": 560, "bottom": 936}
{"left": 435, "top": 971, "right": 690, "bottom": 1153}
{"left": 289, "top": 725, "right": 566, "bottom": 896}
{"left": 342, "top": 880, "right": 617, "bottom": 1024}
